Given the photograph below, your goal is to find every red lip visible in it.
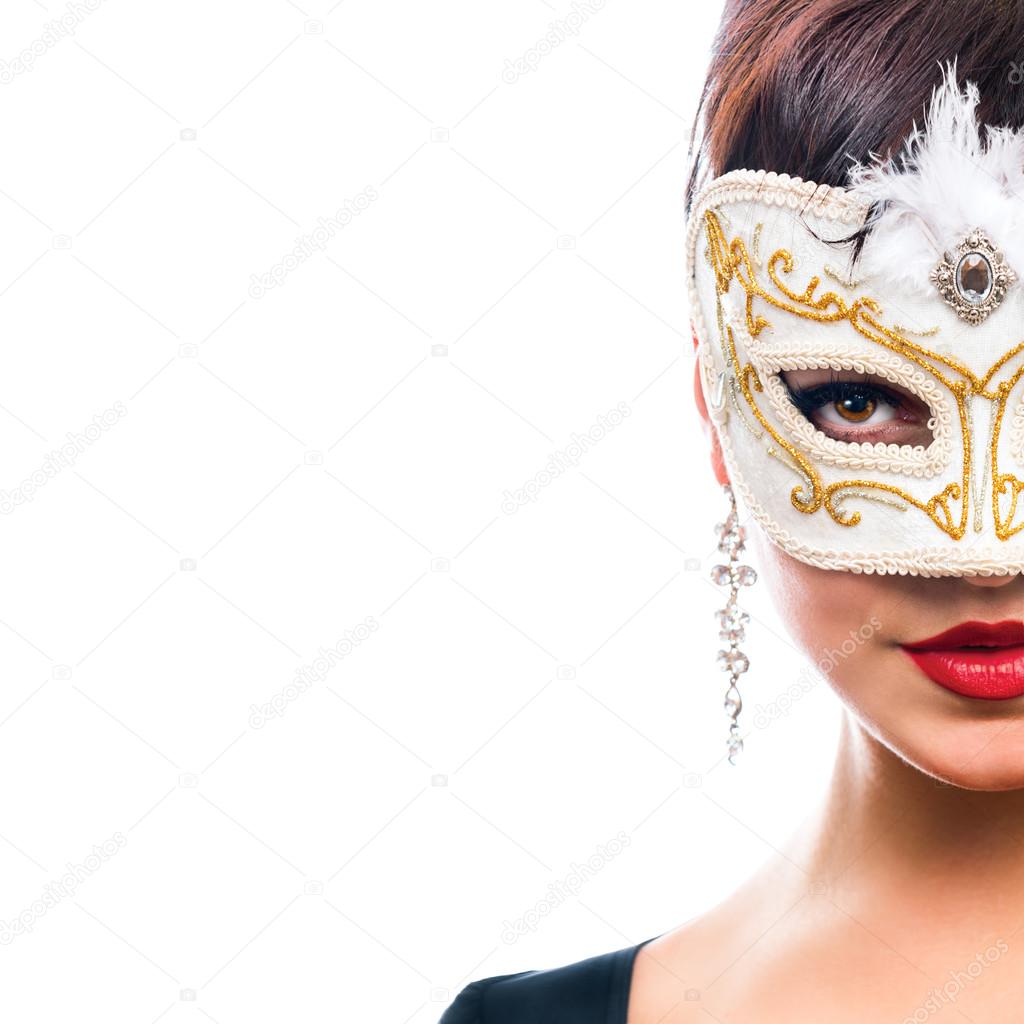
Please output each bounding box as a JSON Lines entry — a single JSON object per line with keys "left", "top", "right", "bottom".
{"left": 900, "top": 620, "right": 1024, "bottom": 700}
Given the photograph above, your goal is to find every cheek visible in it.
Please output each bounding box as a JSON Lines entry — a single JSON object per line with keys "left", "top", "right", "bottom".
{"left": 747, "top": 528, "right": 902, "bottom": 724}
{"left": 750, "top": 528, "right": 886, "bottom": 657}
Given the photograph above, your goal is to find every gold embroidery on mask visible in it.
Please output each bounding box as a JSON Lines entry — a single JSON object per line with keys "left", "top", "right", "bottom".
{"left": 703, "top": 207, "right": 1024, "bottom": 540}
{"left": 728, "top": 375, "right": 765, "bottom": 440}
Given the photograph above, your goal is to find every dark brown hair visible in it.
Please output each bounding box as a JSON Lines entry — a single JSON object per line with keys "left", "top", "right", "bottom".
{"left": 685, "top": 0, "right": 1024, "bottom": 240}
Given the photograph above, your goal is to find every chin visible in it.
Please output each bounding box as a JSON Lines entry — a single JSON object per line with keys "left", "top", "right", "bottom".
{"left": 883, "top": 725, "right": 1024, "bottom": 792}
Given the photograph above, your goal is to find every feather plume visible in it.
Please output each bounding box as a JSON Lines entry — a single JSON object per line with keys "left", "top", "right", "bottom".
{"left": 844, "top": 57, "right": 1024, "bottom": 298}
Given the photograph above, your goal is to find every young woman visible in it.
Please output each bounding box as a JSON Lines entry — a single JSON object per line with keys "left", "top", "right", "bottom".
{"left": 442, "top": 2, "right": 1024, "bottom": 1020}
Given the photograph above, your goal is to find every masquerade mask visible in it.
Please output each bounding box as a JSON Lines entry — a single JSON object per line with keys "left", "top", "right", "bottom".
{"left": 686, "top": 67, "right": 1024, "bottom": 577}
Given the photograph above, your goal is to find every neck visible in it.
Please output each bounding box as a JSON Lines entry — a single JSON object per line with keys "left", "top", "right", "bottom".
{"left": 784, "top": 713, "right": 1024, "bottom": 925}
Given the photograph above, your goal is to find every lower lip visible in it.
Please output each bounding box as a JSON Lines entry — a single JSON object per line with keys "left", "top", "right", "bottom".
{"left": 901, "top": 646, "right": 1024, "bottom": 700}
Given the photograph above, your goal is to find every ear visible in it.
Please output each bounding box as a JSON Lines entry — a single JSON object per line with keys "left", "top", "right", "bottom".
{"left": 691, "top": 322, "right": 730, "bottom": 487}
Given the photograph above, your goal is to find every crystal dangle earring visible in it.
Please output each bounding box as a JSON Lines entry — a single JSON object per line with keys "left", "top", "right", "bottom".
{"left": 710, "top": 482, "right": 756, "bottom": 764}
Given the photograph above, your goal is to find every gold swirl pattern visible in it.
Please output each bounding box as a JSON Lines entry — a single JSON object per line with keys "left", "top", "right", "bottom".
{"left": 703, "top": 207, "right": 1024, "bottom": 541}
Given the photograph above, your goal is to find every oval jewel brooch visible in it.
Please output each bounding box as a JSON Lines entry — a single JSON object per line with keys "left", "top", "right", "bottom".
{"left": 930, "top": 228, "right": 1016, "bottom": 325}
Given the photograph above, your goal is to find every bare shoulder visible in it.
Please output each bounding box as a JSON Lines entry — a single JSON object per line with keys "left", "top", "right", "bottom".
{"left": 626, "top": 854, "right": 807, "bottom": 1024}
{"left": 626, "top": 917, "right": 724, "bottom": 1024}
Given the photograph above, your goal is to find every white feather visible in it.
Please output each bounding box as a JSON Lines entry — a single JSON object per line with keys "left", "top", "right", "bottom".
{"left": 844, "top": 57, "right": 1024, "bottom": 297}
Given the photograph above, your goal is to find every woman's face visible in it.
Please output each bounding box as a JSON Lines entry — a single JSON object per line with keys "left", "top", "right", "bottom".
{"left": 694, "top": 350, "right": 1024, "bottom": 791}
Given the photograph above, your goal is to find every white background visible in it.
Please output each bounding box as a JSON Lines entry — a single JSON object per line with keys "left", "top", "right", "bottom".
{"left": 0, "top": 1, "right": 842, "bottom": 1021}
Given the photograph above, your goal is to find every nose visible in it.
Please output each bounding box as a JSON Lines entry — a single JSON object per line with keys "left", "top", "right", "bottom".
{"left": 961, "top": 573, "right": 1020, "bottom": 588}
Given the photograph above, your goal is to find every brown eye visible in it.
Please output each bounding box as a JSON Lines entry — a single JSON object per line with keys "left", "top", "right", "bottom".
{"left": 780, "top": 369, "right": 934, "bottom": 446}
{"left": 832, "top": 390, "right": 876, "bottom": 424}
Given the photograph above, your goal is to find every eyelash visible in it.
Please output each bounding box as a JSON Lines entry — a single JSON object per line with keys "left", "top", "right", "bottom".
{"left": 784, "top": 375, "right": 902, "bottom": 422}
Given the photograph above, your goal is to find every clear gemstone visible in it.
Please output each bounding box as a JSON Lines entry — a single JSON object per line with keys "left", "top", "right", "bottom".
{"left": 956, "top": 252, "right": 993, "bottom": 304}
{"left": 717, "top": 649, "right": 749, "bottom": 673}
{"left": 714, "top": 520, "right": 744, "bottom": 542}
{"left": 716, "top": 606, "right": 750, "bottom": 629}
{"left": 711, "top": 565, "right": 732, "bottom": 586}
{"left": 735, "top": 565, "right": 757, "bottom": 586}
{"left": 718, "top": 534, "right": 745, "bottom": 556}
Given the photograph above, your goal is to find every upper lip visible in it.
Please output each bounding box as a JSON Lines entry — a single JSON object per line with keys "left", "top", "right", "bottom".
{"left": 902, "top": 619, "right": 1024, "bottom": 651}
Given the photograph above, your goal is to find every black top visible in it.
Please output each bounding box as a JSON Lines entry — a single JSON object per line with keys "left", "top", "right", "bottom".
{"left": 438, "top": 934, "right": 662, "bottom": 1023}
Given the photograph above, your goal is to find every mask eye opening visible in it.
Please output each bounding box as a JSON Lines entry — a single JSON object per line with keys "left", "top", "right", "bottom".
{"left": 777, "top": 366, "right": 937, "bottom": 450}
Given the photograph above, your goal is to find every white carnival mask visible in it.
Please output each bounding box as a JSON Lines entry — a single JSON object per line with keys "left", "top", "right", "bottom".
{"left": 686, "top": 68, "right": 1024, "bottom": 577}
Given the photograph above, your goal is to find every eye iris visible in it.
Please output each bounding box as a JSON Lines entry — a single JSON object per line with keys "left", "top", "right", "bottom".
{"left": 835, "top": 392, "right": 875, "bottom": 423}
